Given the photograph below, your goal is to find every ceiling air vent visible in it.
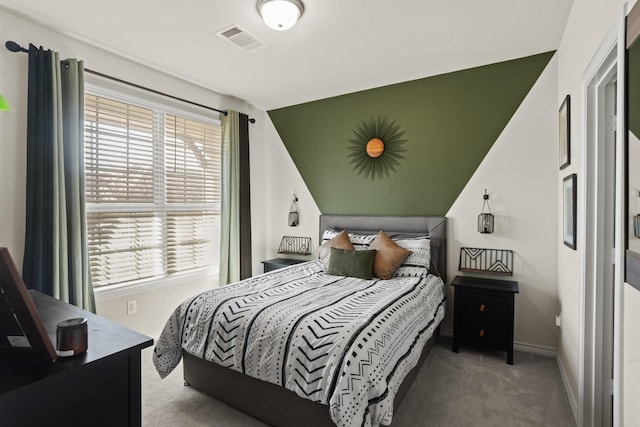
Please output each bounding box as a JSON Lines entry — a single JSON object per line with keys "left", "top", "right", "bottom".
{"left": 215, "top": 25, "right": 266, "bottom": 52}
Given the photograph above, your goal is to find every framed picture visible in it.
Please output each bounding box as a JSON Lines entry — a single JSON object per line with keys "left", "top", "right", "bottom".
{"left": 559, "top": 95, "right": 571, "bottom": 169}
{"left": 0, "top": 247, "right": 57, "bottom": 362}
{"left": 563, "top": 174, "right": 577, "bottom": 249}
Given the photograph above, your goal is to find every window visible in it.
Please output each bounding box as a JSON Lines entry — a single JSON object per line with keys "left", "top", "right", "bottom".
{"left": 84, "top": 87, "right": 221, "bottom": 289}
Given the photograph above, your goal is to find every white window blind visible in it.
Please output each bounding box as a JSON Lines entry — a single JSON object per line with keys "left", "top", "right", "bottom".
{"left": 84, "top": 92, "right": 221, "bottom": 288}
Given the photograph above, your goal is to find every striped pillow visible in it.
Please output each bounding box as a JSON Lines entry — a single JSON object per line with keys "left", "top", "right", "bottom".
{"left": 392, "top": 236, "right": 431, "bottom": 278}
{"left": 320, "top": 229, "right": 375, "bottom": 249}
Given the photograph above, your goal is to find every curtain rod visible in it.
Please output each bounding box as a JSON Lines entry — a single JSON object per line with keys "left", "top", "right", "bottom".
{"left": 5, "top": 40, "right": 255, "bottom": 124}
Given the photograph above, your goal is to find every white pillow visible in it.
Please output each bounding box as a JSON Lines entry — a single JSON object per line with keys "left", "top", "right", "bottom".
{"left": 347, "top": 232, "right": 376, "bottom": 250}
{"left": 320, "top": 229, "right": 341, "bottom": 244}
{"left": 392, "top": 236, "right": 431, "bottom": 278}
{"left": 320, "top": 229, "right": 375, "bottom": 249}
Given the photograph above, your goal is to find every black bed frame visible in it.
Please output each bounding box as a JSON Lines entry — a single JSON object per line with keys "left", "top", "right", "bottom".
{"left": 183, "top": 215, "right": 447, "bottom": 427}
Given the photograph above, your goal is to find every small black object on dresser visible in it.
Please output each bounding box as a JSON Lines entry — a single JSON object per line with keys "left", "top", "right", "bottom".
{"left": 262, "top": 257, "right": 306, "bottom": 273}
{"left": 451, "top": 275, "right": 519, "bottom": 365}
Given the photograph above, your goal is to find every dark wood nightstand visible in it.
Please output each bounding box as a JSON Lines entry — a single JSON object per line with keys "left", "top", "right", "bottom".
{"left": 262, "top": 257, "right": 306, "bottom": 273}
{"left": 451, "top": 275, "right": 519, "bottom": 364}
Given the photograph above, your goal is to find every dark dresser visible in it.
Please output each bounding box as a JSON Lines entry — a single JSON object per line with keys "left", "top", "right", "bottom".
{"left": 0, "top": 290, "right": 153, "bottom": 426}
{"left": 451, "top": 275, "right": 519, "bottom": 364}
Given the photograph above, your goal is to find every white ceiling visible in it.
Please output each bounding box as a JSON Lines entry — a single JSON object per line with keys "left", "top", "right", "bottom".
{"left": 0, "top": 0, "right": 573, "bottom": 111}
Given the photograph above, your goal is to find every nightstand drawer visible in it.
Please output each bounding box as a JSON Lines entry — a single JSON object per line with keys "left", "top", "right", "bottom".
{"left": 459, "top": 321, "right": 509, "bottom": 349}
{"left": 458, "top": 291, "right": 509, "bottom": 321}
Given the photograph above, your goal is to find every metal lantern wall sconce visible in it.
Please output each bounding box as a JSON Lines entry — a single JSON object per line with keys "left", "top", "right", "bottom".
{"left": 288, "top": 194, "right": 299, "bottom": 227}
{"left": 478, "top": 189, "right": 494, "bottom": 234}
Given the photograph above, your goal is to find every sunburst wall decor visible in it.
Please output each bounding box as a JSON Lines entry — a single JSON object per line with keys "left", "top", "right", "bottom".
{"left": 347, "top": 116, "right": 407, "bottom": 180}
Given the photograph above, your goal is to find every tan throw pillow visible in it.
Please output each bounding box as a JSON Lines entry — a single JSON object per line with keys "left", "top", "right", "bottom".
{"left": 369, "top": 231, "right": 412, "bottom": 279}
{"left": 319, "top": 230, "right": 354, "bottom": 268}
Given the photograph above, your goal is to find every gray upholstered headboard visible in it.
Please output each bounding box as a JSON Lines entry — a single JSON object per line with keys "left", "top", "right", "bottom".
{"left": 319, "top": 215, "right": 447, "bottom": 281}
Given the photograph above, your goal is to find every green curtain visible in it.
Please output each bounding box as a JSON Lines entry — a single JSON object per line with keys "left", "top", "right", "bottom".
{"left": 219, "top": 110, "right": 252, "bottom": 285}
{"left": 23, "top": 44, "right": 95, "bottom": 312}
{"left": 219, "top": 111, "right": 240, "bottom": 285}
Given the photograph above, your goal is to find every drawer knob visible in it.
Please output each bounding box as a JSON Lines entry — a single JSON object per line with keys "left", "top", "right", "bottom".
{"left": 479, "top": 304, "right": 486, "bottom": 312}
{"left": 479, "top": 329, "right": 485, "bottom": 337}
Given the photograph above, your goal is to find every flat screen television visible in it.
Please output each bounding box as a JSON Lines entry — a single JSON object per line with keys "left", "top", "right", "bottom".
{"left": 0, "top": 247, "right": 56, "bottom": 362}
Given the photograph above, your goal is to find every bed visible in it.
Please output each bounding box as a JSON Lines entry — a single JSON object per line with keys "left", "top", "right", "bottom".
{"left": 153, "top": 214, "right": 447, "bottom": 427}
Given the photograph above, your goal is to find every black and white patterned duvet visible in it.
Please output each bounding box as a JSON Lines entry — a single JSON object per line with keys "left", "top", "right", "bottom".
{"left": 153, "top": 260, "right": 446, "bottom": 427}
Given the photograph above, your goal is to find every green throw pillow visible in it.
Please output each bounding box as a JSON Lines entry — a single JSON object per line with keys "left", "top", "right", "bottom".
{"left": 326, "top": 247, "right": 376, "bottom": 280}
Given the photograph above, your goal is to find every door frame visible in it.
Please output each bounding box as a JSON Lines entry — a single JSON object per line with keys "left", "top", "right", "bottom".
{"left": 579, "top": 15, "right": 625, "bottom": 427}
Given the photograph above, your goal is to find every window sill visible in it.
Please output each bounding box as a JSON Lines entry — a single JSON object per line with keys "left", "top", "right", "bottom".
{"left": 93, "top": 268, "right": 218, "bottom": 302}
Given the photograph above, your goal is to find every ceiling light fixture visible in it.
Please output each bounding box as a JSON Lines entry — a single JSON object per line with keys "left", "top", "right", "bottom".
{"left": 257, "top": 0, "right": 304, "bottom": 31}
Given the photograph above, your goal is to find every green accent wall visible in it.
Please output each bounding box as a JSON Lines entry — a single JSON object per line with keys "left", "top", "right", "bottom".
{"left": 268, "top": 52, "right": 554, "bottom": 215}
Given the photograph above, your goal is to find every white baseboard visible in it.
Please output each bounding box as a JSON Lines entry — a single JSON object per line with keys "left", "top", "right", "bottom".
{"left": 513, "top": 341, "right": 557, "bottom": 358}
{"left": 556, "top": 354, "right": 578, "bottom": 423}
{"left": 440, "top": 327, "right": 556, "bottom": 358}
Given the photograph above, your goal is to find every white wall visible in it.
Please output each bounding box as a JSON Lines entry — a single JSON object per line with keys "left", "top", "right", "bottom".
{"left": 0, "top": 8, "right": 267, "bottom": 339}
{"left": 445, "top": 56, "right": 560, "bottom": 351}
{"left": 0, "top": 10, "right": 28, "bottom": 274}
{"left": 260, "top": 113, "right": 321, "bottom": 263}
{"left": 555, "top": 0, "right": 633, "bottom": 422}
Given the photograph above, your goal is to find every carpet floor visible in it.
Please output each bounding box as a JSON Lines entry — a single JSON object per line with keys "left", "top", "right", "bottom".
{"left": 141, "top": 336, "right": 576, "bottom": 426}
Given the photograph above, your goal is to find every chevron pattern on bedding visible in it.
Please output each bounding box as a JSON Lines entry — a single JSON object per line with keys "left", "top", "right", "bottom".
{"left": 153, "top": 259, "right": 446, "bottom": 427}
